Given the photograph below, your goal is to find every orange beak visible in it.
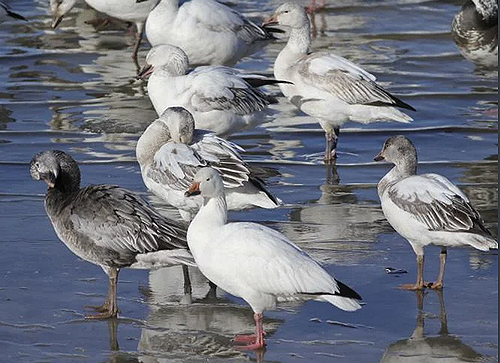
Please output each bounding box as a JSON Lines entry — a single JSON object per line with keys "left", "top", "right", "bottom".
{"left": 185, "top": 182, "right": 200, "bottom": 197}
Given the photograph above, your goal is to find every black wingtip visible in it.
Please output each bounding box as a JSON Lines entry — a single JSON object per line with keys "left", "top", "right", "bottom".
{"left": 7, "top": 10, "right": 28, "bottom": 22}
{"left": 336, "top": 280, "right": 362, "bottom": 300}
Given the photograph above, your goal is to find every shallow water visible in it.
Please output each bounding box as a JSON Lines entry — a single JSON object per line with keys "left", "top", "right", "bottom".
{"left": 0, "top": 0, "right": 497, "bottom": 362}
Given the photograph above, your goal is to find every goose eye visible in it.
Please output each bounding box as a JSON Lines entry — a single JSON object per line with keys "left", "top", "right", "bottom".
{"left": 206, "top": 178, "right": 210, "bottom": 181}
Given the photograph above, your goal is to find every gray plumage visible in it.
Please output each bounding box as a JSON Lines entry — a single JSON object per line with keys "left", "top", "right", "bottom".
{"left": 30, "top": 150, "right": 193, "bottom": 318}
{"left": 451, "top": 0, "right": 498, "bottom": 67}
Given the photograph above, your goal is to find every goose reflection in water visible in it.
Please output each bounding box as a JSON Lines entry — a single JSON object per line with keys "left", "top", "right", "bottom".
{"left": 381, "top": 290, "right": 485, "bottom": 363}
{"left": 135, "top": 266, "right": 282, "bottom": 363}
{"left": 279, "top": 164, "right": 392, "bottom": 265}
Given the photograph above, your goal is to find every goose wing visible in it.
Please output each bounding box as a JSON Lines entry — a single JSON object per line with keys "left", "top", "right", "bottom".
{"left": 388, "top": 174, "right": 490, "bottom": 234}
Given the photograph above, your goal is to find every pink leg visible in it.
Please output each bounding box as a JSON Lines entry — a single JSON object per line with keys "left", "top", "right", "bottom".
{"left": 234, "top": 313, "right": 266, "bottom": 350}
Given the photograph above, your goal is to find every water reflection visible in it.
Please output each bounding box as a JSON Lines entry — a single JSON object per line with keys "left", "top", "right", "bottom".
{"left": 380, "top": 290, "right": 484, "bottom": 363}
{"left": 279, "top": 164, "right": 391, "bottom": 265}
{"left": 136, "top": 266, "right": 282, "bottom": 362}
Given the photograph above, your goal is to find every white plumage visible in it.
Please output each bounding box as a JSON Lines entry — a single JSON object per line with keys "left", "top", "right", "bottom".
{"left": 375, "top": 135, "right": 497, "bottom": 290}
{"left": 144, "top": 0, "right": 276, "bottom": 66}
{"left": 185, "top": 167, "right": 362, "bottom": 350}
{"left": 138, "top": 44, "right": 280, "bottom": 136}
{"left": 264, "top": 3, "right": 415, "bottom": 163}
{"left": 136, "top": 107, "right": 281, "bottom": 221}
{"left": 49, "top": 0, "right": 159, "bottom": 57}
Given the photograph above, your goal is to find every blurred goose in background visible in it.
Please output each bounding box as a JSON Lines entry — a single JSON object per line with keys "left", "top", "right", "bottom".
{"left": 30, "top": 150, "right": 194, "bottom": 319}
{"left": 139, "top": 0, "right": 278, "bottom": 66}
{"left": 137, "top": 44, "right": 286, "bottom": 136}
{"left": 185, "top": 167, "right": 362, "bottom": 350}
{"left": 451, "top": 0, "right": 498, "bottom": 68}
{"left": 375, "top": 136, "right": 498, "bottom": 290}
{"left": 136, "top": 107, "right": 281, "bottom": 221}
{"left": 263, "top": 3, "right": 415, "bottom": 163}
{"left": 49, "top": 0, "right": 159, "bottom": 59}
{"left": 0, "top": 2, "right": 27, "bottom": 23}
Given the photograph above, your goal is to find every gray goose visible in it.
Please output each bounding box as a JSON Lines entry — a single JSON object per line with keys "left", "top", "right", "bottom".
{"left": 30, "top": 150, "right": 194, "bottom": 318}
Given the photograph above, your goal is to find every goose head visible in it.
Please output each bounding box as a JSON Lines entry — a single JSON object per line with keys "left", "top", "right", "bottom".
{"left": 185, "top": 167, "right": 224, "bottom": 199}
{"left": 30, "top": 150, "right": 81, "bottom": 191}
{"left": 374, "top": 135, "right": 418, "bottom": 174}
{"left": 263, "top": 2, "right": 310, "bottom": 29}
{"left": 159, "top": 107, "right": 195, "bottom": 144}
{"left": 137, "top": 44, "right": 189, "bottom": 79}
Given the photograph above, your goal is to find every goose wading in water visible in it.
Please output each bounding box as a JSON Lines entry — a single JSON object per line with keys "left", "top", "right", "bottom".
{"left": 375, "top": 136, "right": 498, "bottom": 290}
{"left": 136, "top": 106, "right": 281, "bottom": 221}
{"left": 185, "top": 167, "right": 362, "bottom": 350}
{"left": 138, "top": 0, "right": 281, "bottom": 67}
{"left": 451, "top": 0, "right": 498, "bottom": 68}
{"left": 49, "top": 0, "right": 159, "bottom": 59}
{"left": 30, "top": 150, "right": 195, "bottom": 318}
{"left": 0, "top": 2, "right": 28, "bottom": 23}
{"left": 137, "top": 44, "right": 288, "bottom": 136}
{"left": 263, "top": 3, "right": 415, "bottom": 163}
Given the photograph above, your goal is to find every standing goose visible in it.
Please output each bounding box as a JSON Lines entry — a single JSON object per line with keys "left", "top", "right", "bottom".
{"left": 141, "top": 0, "right": 278, "bottom": 67}
{"left": 0, "top": 2, "right": 27, "bottom": 23}
{"left": 136, "top": 107, "right": 281, "bottom": 221}
{"left": 263, "top": 3, "right": 415, "bottom": 163}
{"left": 185, "top": 167, "right": 362, "bottom": 350}
{"left": 30, "top": 150, "right": 194, "bottom": 318}
{"left": 451, "top": 0, "right": 498, "bottom": 68}
{"left": 137, "top": 44, "right": 284, "bottom": 136}
{"left": 49, "top": 0, "right": 159, "bottom": 59}
{"left": 375, "top": 136, "right": 498, "bottom": 290}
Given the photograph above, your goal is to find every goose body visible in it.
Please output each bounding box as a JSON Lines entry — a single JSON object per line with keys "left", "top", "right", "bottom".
{"left": 264, "top": 3, "right": 415, "bottom": 163}
{"left": 138, "top": 44, "right": 280, "bottom": 136}
{"left": 30, "top": 150, "right": 193, "bottom": 318}
{"left": 144, "top": 0, "right": 276, "bottom": 66}
{"left": 185, "top": 168, "right": 362, "bottom": 349}
{"left": 375, "top": 136, "right": 497, "bottom": 290}
{"left": 136, "top": 107, "right": 281, "bottom": 221}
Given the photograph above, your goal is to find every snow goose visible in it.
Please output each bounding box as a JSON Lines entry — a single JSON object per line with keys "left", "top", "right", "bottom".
{"left": 451, "top": 0, "right": 498, "bottom": 68}
{"left": 140, "top": 0, "right": 278, "bottom": 67}
{"left": 185, "top": 167, "right": 362, "bottom": 350}
{"left": 0, "top": 2, "right": 27, "bottom": 23}
{"left": 375, "top": 136, "right": 498, "bottom": 290}
{"left": 263, "top": 3, "right": 415, "bottom": 163}
{"left": 30, "top": 150, "right": 194, "bottom": 318}
{"left": 136, "top": 107, "right": 281, "bottom": 221}
{"left": 50, "top": 0, "right": 159, "bottom": 58}
{"left": 137, "top": 44, "right": 284, "bottom": 136}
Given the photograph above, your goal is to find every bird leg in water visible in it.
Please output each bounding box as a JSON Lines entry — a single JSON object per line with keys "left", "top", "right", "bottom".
{"left": 426, "top": 247, "right": 447, "bottom": 289}
{"left": 86, "top": 268, "right": 119, "bottom": 319}
{"left": 131, "top": 23, "right": 145, "bottom": 61}
{"left": 324, "top": 127, "right": 340, "bottom": 164}
{"left": 234, "top": 313, "right": 266, "bottom": 350}
{"left": 399, "top": 255, "right": 428, "bottom": 290}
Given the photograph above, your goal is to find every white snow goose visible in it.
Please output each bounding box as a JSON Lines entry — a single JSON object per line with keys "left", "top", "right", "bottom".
{"left": 137, "top": 44, "right": 286, "bottom": 136}
{"left": 375, "top": 135, "right": 498, "bottom": 290}
{"left": 263, "top": 3, "right": 415, "bottom": 163}
{"left": 50, "top": 0, "right": 159, "bottom": 59}
{"left": 140, "top": 0, "right": 279, "bottom": 67}
{"left": 185, "top": 167, "right": 362, "bottom": 350}
{"left": 136, "top": 106, "right": 282, "bottom": 221}
{"left": 451, "top": 0, "right": 498, "bottom": 68}
{"left": 30, "top": 150, "right": 194, "bottom": 318}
